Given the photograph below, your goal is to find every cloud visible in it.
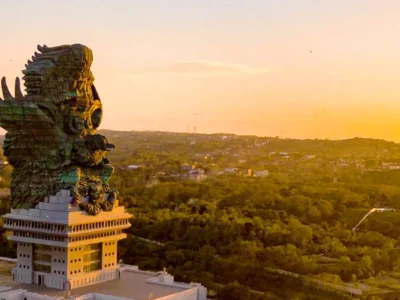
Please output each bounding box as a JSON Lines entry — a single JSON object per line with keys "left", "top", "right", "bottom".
{"left": 132, "top": 61, "right": 270, "bottom": 75}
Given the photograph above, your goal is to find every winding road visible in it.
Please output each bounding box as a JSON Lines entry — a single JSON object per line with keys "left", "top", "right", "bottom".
{"left": 352, "top": 208, "right": 396, "bottom": 231}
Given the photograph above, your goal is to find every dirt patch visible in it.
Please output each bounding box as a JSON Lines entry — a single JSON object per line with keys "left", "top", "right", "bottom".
{"left": 0, "top": 261, "right": 15, "bottom": 285}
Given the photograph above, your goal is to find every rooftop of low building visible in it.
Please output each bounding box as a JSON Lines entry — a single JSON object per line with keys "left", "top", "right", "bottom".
{"left": 0, "top": 261, "right": 192, "bottom": 300}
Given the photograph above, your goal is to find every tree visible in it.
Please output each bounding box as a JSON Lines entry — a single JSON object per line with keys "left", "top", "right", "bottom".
{"left": 216, "top": 281, "right": 251, "bottom": 300}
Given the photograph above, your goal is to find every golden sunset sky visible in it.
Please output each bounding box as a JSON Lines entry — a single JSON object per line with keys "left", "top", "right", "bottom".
{"left": 1, "top": 0, "right": 400, "bottom": 140}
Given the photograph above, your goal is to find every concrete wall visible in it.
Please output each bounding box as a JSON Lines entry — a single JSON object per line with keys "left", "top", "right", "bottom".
{"left": 91, "top": 293, "right": 131, "bottom": 300}
{"left": 0, "top": 288, "right": 205, "bottom": 300}
{"left": 156, "top": 288, "right": 199, "bottom": 300}
{"left": 69, "top": 268, "right": 119, "bottom": 289}
{"left": 23, "top": 291, "right": 64, "bottom": 300}
{"left": 51, "top": 247, "right": 67, "bottom": 277}
{"left": 0, "top": 289, "right": 26, "bottom": 300}
{"left": 44, "top": 273, "right": 65, "bottom": 290}
{"left": 68, "top": 245, "right": 84, "bottom": 276}
{"left": 12, "top": 267, "right": 32, "bottom": 284}
{"left": 102, "top": 241, "right": 117, "bottom": 269}
{"left": 194, "top": 284, "right": 207, "bottom": 300}
{"left": 16, "top": 242, "right": 33, "bottom": 283}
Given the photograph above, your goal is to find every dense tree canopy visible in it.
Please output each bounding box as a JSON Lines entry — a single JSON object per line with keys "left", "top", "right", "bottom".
{"left": 2, "top": 132, "right": 400, "bottom": 299}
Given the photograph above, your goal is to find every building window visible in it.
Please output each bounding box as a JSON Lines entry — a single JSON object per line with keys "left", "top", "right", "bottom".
{"left": 33, "top": 252, "right": 51, "bottom": 262}
{"left": 34, "top": 244, "right": 52, "bottom": 251}
{"left": 83, "top": 262, "right": 101, "bottom": 273}
{"left": 33, "top": 263, "right": 51, "bottom": 273}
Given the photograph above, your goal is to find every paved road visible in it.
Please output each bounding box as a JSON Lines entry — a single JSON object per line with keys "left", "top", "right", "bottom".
{"left": 352, "top": 207, "right": 396, "bottom": 231}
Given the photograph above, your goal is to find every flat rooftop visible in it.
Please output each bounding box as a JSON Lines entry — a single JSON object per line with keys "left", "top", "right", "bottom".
{"left": 0, "top": 262, "right": 189, "bottom": 300}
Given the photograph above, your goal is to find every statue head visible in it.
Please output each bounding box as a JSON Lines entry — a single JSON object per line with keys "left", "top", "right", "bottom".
{"left": 0, "top": 44, "right": 117, "bottom": 213}
{"left": 21, "top": 44, "right": 103, "bottom": 136}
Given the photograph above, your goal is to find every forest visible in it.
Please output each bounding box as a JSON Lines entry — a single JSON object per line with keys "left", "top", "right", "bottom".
{"left": 1, "top": 131, "right": 400, "bottom": 299}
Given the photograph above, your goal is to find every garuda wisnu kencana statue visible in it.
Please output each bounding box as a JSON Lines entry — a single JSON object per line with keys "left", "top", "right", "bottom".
{"left": 0, "top": 44, "right": 118, "bottom": 215}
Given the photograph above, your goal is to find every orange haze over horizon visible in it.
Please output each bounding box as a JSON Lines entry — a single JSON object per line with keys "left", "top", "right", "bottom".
{"left": 1, "top": 1, "right": 400, "bottom": 141}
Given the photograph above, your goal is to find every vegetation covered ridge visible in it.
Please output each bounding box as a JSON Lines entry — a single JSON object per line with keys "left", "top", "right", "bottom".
{"left": 1, "top": 131, "right": 400, "bottom": 299}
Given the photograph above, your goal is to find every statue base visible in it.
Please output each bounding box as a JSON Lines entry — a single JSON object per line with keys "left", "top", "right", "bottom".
{"left": 2, "top": 189, "right": 132, "bottom": 290}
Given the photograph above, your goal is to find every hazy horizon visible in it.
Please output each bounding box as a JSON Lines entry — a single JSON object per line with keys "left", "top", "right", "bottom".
{"left": 93, "top": 128, "right": 400, "bottom": 143}
{"left": 2, "top": 1, "right": 400, "bottom": 141}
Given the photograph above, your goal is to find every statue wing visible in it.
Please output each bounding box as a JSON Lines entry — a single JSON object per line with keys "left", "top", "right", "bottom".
{"left": 0, "top": 77, "right": 63, "bottom": 166}
{"left": 0, "top": 77, "right": 56, "bottom": 128}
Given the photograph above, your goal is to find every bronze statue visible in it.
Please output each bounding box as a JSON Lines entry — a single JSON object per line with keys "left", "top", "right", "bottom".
{"left": 0, "top": 44, "right": 117, "bottom": 215}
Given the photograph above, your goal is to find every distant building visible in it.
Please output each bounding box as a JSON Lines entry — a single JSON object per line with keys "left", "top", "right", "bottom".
{"left": 253, "top": 170, "right": 269, "bottom": 177}
{"left": 337, "top": 163, "right": 349, "bottom": 168}
{"left": 305, "top": 155, "right": 316, "bottom": 160}
{"left": 389, "top": 165, "right": 400, "bottom": 170}
{"left": 254, "top": 142, "right": 267, "bottom": 147}
{"left": 189, "top": 169, "right": 205, "bottom": 175}
{"left": 224, "top": 167, "right": 238, "bottom": 174}
{"left": 382, "top": 162, "right": 400, "bottom": 170}
{"left": 238, "top": 159, "right": 247, "bottom": 164}
{"left": 127, "top": 165, "right": 140, "bottom": 169}
{"left": 188, "top": 169, "right": 207, "bottom": 181}
{"left": 155, "top": 171, "right": 166, "bottom": 178}
{"left": 243, "top": 169, "right": 253, "bottom": 177}
{"left": 181, "top": 164, "right": 193, "bottom": 171}
{"left": 189, "top": 174, "right": 207, "bottom": 182}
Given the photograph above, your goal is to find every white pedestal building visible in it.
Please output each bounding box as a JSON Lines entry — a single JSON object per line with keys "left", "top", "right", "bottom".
{"left": 2, "top": 190, "right": 131, "bottom": 290}
{"left": 0, "top": 190, "right": 207, "bottom": 300}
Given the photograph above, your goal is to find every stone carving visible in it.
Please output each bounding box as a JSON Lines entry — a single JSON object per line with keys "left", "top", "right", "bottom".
{"left": 0, "top": 44, "right": 118, "bottom": 215}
